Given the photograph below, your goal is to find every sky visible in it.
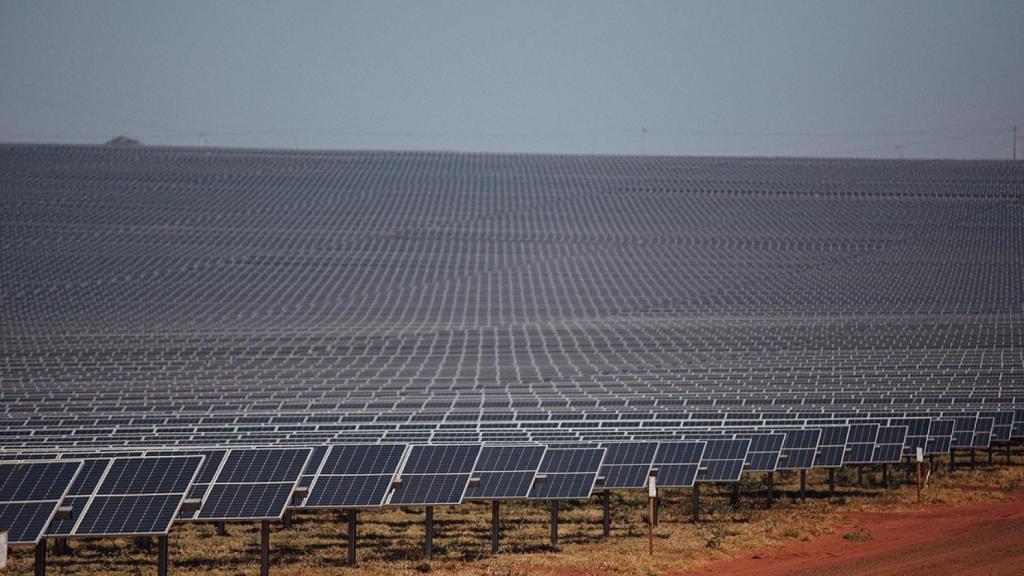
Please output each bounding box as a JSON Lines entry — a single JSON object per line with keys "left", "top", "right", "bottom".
{"left": 1, "top": 0, "right": 1022, "bottom": 159}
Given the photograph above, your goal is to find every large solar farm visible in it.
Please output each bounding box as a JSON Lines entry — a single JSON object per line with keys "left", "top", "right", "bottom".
{"left": 1, "top": 144, "right": 1022, "bottom": 575}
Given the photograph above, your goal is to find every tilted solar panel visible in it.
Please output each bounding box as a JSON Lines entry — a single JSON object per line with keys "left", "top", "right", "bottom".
{"left": 389, "top": 444, "right": 481, "bottom": 506}
{"left": 0, "top": 460, "right": 83, "bottom": 544}
{"left": 529, "top": 447, "right": 606, "bottom": 499}
{"left": 652, "top": 441, "right": 705, "bottom": 487}
{"left": 195, "top": 448, "right": 312, "bottom": 521}
{"left": 302, "top": 444, "right": 407, "bottom": 508}
{"left": 466, "top": 444, "right": 545, "bottom": 500}
{"left": 777, "top": 429, "right": 821, "bottom": 470}
{"left": 597, "top": 442, "right": 658, "bottom": 489}
{"left": 813, "top": 426, "right": 849, "bottom": 468}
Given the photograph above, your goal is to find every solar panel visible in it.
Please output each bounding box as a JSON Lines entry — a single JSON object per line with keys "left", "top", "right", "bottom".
{"left": 845, "top": 423, "right": 880, "bottom": 464}
{"left": 892, "top": 418, "right": 930, "bottom": 456}
{"left": 871, "top": 426, "right": 908, "bottom": 463}
{"left": 529, "top": 447, "right": 606, "bottom": 499}
{"left": 981, "top": 411, "right": 1014, "bottom": 443}
{"left": 389, "top": 445, "right": 481, "bottom": 506}
{"left": 195, "top": 448, "right": 312, "bottom": 521}
{"left": 597, "top": 442, "right": 658, "bottom": 489}
{"left": 465, "top": 445, "right": 545, "bottom": 500}
{"left": 71, "top": 455, "right": 204, "bottom": 537}
{"left": 777, "top": 429, "right": 821, "bottom": 470}
{"left": 813, "top": 426, "right": 849, "bottom": 468}
{"left": 926, "top": 420, "right": 955, "bottom": 455}
{"left": 951, "top": 416, "right": 978, "bottom": 449}
{"left": 970, "top": 417, "right": 994, "bottom": 449}
{"left": 48, "top": 458, "right": 113, "bottom": 536}
{"left": 651, "top": 441, "right": 705, "bottom": 488}
{"left": 737, "top": 433, "right": 784, "bottom": 472}
{"left": 697, "top": 438, "right": 750, "bottom": 482}
{"left": 0, "top": 460, "right": 83, "bottom": 544}
{"left": 303, "top": 444, "right": 407, "bottom": 508}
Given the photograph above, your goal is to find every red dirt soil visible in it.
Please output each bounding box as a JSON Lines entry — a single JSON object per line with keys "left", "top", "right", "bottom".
{"left": 673, "top": 491, "right": 1024, "bottom": 576}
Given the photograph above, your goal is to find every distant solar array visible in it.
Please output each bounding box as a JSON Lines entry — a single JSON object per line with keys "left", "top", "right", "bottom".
{"left": 0, "top": 145, "right": 1021, "bottom": 567}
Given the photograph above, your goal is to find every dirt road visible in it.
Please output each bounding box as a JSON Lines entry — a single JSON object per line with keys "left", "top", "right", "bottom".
{"left": 673, "top": 490, "right": 1024, "bottom": 576}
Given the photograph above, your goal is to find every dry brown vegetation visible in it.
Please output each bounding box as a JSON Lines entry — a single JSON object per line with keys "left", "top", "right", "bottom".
{"left": 7, "top": 452, "right": 1024, "bottom": 576}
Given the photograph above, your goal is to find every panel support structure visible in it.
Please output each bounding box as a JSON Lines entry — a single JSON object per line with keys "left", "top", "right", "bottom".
{"left": 766, "top": 472, "right": 774, "bottom": 508}
{"left": 691, "top": 484, "right": 700, "bottom": 523}
{"left": 828, "top": 468, "right": 835, "bottom": 498}
{"left": 347, "top": 511, "right": 357, "bottom": 568}
{"left": 799, "top": 470, "right": 807, "bottom": 500}
{"left": 602, "top": 490, "right": 610, "bottom": 538}
{"left": 549, "top": 500, "right": 559, "bottom": 546}
{"left": 424, "top": 507, "right": 434, "bottom": 559}
{"left": 491, "top": 501, "right": 500, "bottom": 555}
{"left": 157, "top": 536, "right": 168, "bottom": 576}
{"left": 260, "top": 521, "right": 270, "bottom": 576}
{"left": 35, "top": 539, "right": 46, "bottom": 576}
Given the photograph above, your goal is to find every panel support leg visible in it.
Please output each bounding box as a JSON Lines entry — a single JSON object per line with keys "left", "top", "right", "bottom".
{"left": 970, "top": 449, "right": 976, "bottom": 469}
{"left": 549, "top": 500, "right": 558, "bottom": 547}
{"left": 424, "top": 506, "right": 434, "bottom": 559}
{"left": 857, "top": 465, "right": 864, "bottom": 486}
{"left": 1008, "top": 443, "right": 1013, "bottom": 465}
{"left": 691, "top": 484, "right": 700, "bottom": 523}
{"left": 54, "top": 538, "right": 68, "bottom": 555}
{"left": 950, "top": 450, "right": 956, "bottom": 472}
{"left": 731, "top": 483, "right": 740, "bottom": 507}
{"left": 216, "top": 521, "right": 227, "bottom": 536}
{"left": 283, "top": 510, "right": 292, "bottom": 529}
{"left": 260, "top": 521, "right": 270, "bottom": 576}
{"left": 828, "top": 468, "right": 835, "bottom": 498}
{"left": 34, "top": 539, "right": 47, "bottom": 576}
{"left": 766, "top": 472, "right": 774, "bottom": 508}
{"left": 882, "top": 464, "right": 889, "bottom": 488}
{"left": 800, "top": 470, "right": 807, "bottom": 500}
{"left": 988, "top": 446, "right": 993, "bottom": 465}
{"left": 601, "top": 490, "right": 610, "bottom": 538}
{"left": 347, "top": 510, "right": 357, "bottom": 568}
{"left": 157, "top": 535, "right": 168, "bottom": 576}
{"left": 491, "top": 501, "right": 500, "bottom": 555}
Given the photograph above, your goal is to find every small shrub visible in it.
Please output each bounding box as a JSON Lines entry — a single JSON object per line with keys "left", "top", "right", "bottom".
{"left": 842, "top": 524, "right": 872, "bottom": 542}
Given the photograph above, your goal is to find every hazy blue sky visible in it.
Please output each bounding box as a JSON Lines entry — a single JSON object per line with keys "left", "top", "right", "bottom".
{"left": 1, "top": 0, "right": 1022, "bottom": 158}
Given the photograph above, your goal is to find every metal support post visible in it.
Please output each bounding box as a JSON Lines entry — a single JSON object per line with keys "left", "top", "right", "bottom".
{"left": 766, "top": 472, "right": 774, "bottom": 508}
{"left": 691, "top": 484, "right": 700, "bottom": 523}
{"left": 424, "top": 506, "right": 434, "bottom": 559}
{"left": 549, "top": 500, "right": 558, "bottom": 546}
{"left": 602, "top": 490, "right": 610, "bottom": 538}
{"left": 799, "top": 470, "right": 807, "bottom": 500}
{"left": 260, "top": 521, "right": 270, "bottom": 576}
{"left": 491, "top": 501, "right": 500, "bottom": 554}
{"left": 347, "top": 510, "right": 357, "bottom": 568}
{"left": 35, "top": 539, "right": 47, "bottom": 576}
{"left": 731, "top": 483, "right": 740, "bottom": 507}
{"left": 157, "top": 535, "right": 168, "bottom": 576}
{"left": 828, "top": 468, "right": 836, "bottom": 498}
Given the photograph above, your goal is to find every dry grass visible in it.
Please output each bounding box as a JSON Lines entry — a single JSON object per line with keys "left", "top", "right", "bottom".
{"left": 7, "top": 452, "right": 1023, "bottom": 576}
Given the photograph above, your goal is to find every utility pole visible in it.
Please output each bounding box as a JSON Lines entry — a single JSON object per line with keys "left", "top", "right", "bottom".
{"left": 1013, "top": 126, "right": 1017, "bottom": 160}
{"left": 641, "top": 128, "right": 647, "bottom": 156}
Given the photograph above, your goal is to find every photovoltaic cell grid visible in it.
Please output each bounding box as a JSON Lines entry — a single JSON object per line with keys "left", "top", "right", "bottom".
{"left": 195, "top": 448, "right": 311, "bottom": 521}
{"left": 845, "top": 424, "right": 880, "bottom": 465}
{"left": 71, "top": 456, "right": 204, "bottom": 537}
{"left": 926, "top": 420, "right": 956, "bottom": 455}
{"left": 697, "top": 439, "right": 751, "bottom": 482}
{"left": 598, "top": 442, "right": 659, "bottom": 489}
{"left": 652, "top": 441, "right": 705, "bottom": 488}
{"left": 737, "top": 434, "right": 783, "bottom": 473}
{"left": 777, "top": 429, "right": 821, "bottom": 470}
{"left": 389, "top": 445, "right": 481, "bottom": 506}
{"left": 465, "top": 445, "right": 545, "bottom": 500}
{"left": 0, "top": 460, "right": 82, "bottom": 544}
{"left": 47, "top": 458, "right": 113, "bottom": 536}
{"left": 302, "top": 444, "right": 407, "bottom": 508}
{"left": 872, "top": 427, "right": 909, "bottom": 464}
{"left": 813, "top": 426, "right": 849, "bottom": 468}
{"left": 529, "top": 447, "right": 606, "bottom": 499}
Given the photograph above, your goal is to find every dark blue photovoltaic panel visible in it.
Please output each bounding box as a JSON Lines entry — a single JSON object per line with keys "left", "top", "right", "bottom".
{"left": 466, "top": 472, "right": 537, "bottom": 500}
{"left": 98, "top": 457, "right": 202, "bottom": 495}
{"left": 778, "top": 429, "right": 820, "bottom": 470}
{"left": 302, "top": 445, "right": 406, "bottom": 509}
{"left": 389, "top": 474, "right": 471, "bottom": 505}
{"left": 652, "top": 441, "right": 705, "bottom": 488}
{"left": 401, "top": 445, "right": 480, "bottom": 475}
{"left": 927, "top": 420, "right": 955, "bottom": 454}
{"left": 46, "top": 496, "right": 91, "bottom": 537}
{"left": 892, "top": 418, "right": 929, "bottom": 455}
{"left": 951, "top": 416, "right": 977, "bottom": 449}
{"left": 980, "top": 411, "right": 1014, "bottom": 443}
{"left": 72, "top": 456, "right": 203, "bottom": 537}
{"left": 871, "top": 426, "right": 908, "bottom": 463}
{"left": 196, "top": 483, "right": 295, "bottom": 520}
{"left": 598, "top": 442, "right": 659, "bottom": 489}
{"left": 529, "top": 447, "right": 605, "bottom": 499}
{"left": 0, "top": 460, "right": 83, "bottom": 544}
{"left": 845, "top": 423, "right": 879, "bottom": 464}
{"left": 739, "top": 434, "right": 783, "bottom": 472}
{"left": 600, "top": 443, "right": 659, "bottom": 466}
{"left": 214, "top": 448, "right": 310, "bottom": 483}
{"left": 0, "top": 502, "right": 60, "bottom": 544}
{"left": 465, "top": 445, "right": 544, "bottom": 499}
{"left": 305, "top": 475, "right": 395, "bottom": 508}
{"left": 473, "top": 445, "right": 545, "bottom": 472}
{"left": 74, "top": 495, "right": 183, "bottom": 536}
{"left": 319, "top": 444, "right": 407, "bottom": 476}
{"left": 813, "top": 426, "right": 849, "bottom": 468}
{"left": 970, "top": 417, "right": 994, "bottom": 448}
{"left": 0, "top": 460, "right": 82, "bottom": 502}
{"left": 600, "top": 465, "right": 652, "bottom": 489}
{"left": 697, "top": 438, "right": 750, "bottom": 482}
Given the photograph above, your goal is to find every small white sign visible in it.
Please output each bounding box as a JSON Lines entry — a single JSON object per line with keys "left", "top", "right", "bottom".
{"left": 0, "top": 530, "right": 8, "bottom": 569}
{"left": 916, "top": 447, "right": 924, "bottom": 463}
{"left": 648, "top": 477, "right": 657, "bottom": 498}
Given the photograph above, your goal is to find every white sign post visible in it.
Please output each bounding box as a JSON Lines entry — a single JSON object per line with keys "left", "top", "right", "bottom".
{"left": 915, "top": 448, "right": 924, "bottom": 502}
{"left": 0, "top": 530, "right": 8, "bottom": 569}
{"left": 647, "top": 477, "right": 656, "bottom": 555}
